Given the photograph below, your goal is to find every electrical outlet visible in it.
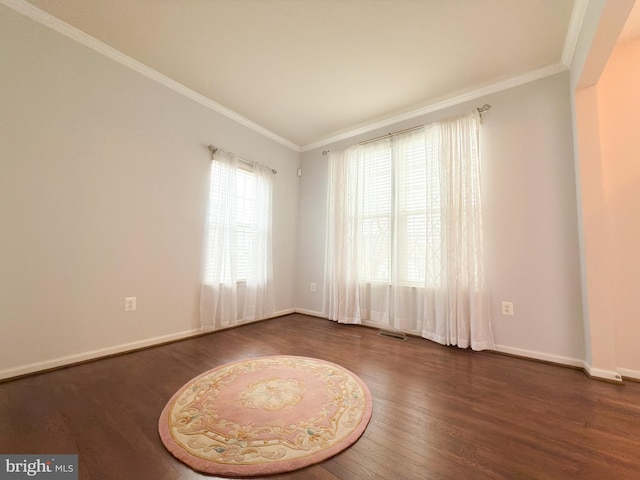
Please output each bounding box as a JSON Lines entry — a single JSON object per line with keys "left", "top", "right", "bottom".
{"left": 124, "top": 297, "right": 137, "bottom": 311}
{"left": 501, "top": 301, "right": 514, "bottom": 316}
{"left": 310, "top": 283, "right": 316, "bottom": 292}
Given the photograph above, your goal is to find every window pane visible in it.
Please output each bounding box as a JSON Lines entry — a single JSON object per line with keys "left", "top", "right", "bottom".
{"left": 235, "top": 168, "right": 258, "bottom": 281}
{"left": 350, "top": 132, "right": 442, "bottom": 287}
{"left": 205, "top": 163, "right": 259, "bottom": 284}
{"left": 356, "top": 145, "right": 392, "bottom": 282}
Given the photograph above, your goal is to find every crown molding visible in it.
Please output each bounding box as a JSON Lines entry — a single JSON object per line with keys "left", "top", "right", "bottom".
{"left": 4, "top": 0, "right": 578, "bottom": 154}
{"left": 562, "top": 0, "right": 589, "bottom": 67}
{"left": 0, "top": 0, "right": 301, "bottom": 152}
{"left": 301, "top": 62, "right": 568, "bottom": 152}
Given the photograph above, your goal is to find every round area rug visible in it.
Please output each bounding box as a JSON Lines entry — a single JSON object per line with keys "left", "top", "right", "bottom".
{"left": 158, "top": 355, "right": 373, "bottom": 477}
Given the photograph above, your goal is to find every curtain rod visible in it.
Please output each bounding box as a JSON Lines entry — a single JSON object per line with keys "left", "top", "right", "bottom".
{"left": 208, "top": 145, "right": 277, "bottom": 174}
{"left": 321, "top": 104, "right": 492, "bottom": 155}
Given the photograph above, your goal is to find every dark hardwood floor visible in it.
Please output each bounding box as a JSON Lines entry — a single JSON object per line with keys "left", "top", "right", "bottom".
{"left": 1, "top": 314, "right": 639, "bottom": 479}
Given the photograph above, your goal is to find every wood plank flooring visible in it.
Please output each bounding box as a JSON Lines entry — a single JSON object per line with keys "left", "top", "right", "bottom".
{"left": 1, "top": 314, "right": 639, "bottom": 479}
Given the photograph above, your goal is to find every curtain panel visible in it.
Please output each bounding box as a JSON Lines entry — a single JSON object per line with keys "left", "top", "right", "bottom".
{"left": 324, "top": 111, "right": 494, "bottom": 351}
{"left": 200, "top": 149, "right": 275, "bottom": 330}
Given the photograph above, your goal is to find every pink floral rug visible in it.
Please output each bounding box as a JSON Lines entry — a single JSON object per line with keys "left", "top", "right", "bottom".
{"left": 158, "top": 355, "right": 373, "bottom": 477}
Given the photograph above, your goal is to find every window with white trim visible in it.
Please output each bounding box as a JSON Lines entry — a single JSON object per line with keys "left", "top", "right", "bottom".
{"left": 351, "top": 132, "right": 442, "bottom": 287}
{"left": 204, "top": 162, "right": 261, "bottom": 284}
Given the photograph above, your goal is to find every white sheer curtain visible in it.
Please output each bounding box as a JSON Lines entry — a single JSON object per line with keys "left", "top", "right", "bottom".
{"left": 324, "top": 111, "right": 494, "bottom": 350}
{"left": 200, "top": 149, "right": 275, "bottom": 330}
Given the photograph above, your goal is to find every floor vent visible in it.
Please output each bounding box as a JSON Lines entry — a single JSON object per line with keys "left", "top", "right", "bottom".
{"left": 378, "top": 329, "right": 407, "bottom": 341}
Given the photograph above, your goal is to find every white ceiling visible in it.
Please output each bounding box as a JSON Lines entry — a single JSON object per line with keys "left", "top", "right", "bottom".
{"left": 13, "top": 1, "right": 594, "bottom": 149}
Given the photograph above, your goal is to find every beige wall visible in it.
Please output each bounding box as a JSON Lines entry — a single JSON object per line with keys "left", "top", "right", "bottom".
{"left": 574, "top": 86, "right": 619, "bottom": 375}
{"left": 570, "top": 0, "right": 639, "bottom": 380}
{"left": 0, "top": 5, "right": 300, "bottom": 379}
{"left": 597, "top": 38, "right": 640, "bottom": 374}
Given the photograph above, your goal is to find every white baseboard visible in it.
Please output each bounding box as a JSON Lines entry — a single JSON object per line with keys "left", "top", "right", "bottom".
{"left": 0, "top": 327, "right": 202, "bottom": 381}
{"left": 618, "top": 368, "right": 640, "bottom": 381}
{"left": 4, "top": 309, "right": 634, "bottom": 385}
{"left": 492, "top": 344, "right": 585, "bottom": 368}
{"left": 295, "top": 309, "right": 327, "bottom": 318}
{"left": 0, "top": 309, "right": 297, "bottom": 381}
{"left": 272, "top": 308, "right": 296, "bottom": 317}
{"left": 584, "top": 364, "right": 623, "bottom": 382}
{"left": 490, "top": 345, "right": 628, "bottom": 382}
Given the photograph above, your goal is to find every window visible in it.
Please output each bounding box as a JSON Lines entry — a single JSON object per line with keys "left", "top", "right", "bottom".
{"left": 203, "top": 160, "right": 266, "bottom": 285}
{"left": 356, "top": 145, "right": 392, "bottom": 283}
{"left": 325, "top": 111, "right": 493, "bottom": 350}
{"left": 230, "top": 166, "right": 258, "bottom": 282}
{"left": 200, "top": 148, "right": 275, "bottom": 328}
{"left": 349, "top": 131, "right": 441, "bottom": 287}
